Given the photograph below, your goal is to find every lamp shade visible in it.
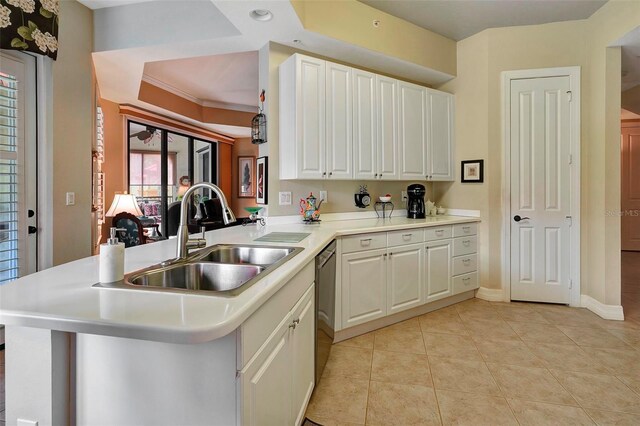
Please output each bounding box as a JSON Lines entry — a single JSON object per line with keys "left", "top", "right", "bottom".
{"left": 105, "top": 194, "right": 144, "bottom": 217}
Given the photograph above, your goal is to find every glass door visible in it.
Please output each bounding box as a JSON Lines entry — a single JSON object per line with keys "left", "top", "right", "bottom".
{"left": 0, "top": 50, "right": 37, "bottom": 284}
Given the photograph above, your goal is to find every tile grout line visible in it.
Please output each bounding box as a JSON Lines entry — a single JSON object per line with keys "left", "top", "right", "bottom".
{"left": 419, "top": 318, "right": 444, "bottom": 425}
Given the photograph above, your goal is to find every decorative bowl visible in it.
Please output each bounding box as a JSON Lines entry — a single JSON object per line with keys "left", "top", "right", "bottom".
{"left": 379, "top": 196, "right": 392, "bottom": 202}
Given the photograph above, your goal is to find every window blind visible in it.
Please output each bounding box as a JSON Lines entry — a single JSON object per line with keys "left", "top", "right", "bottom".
{"left": 0, "top": 72, "right": 20, "bottom": 284}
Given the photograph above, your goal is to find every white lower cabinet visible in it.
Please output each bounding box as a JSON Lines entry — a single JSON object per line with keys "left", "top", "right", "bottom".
{"left": 424, "top": 240, "right": 452, "bottom": 302}
{"left": 387, "top": 243, "right": 424, "bottom": 314}
{"left": 240, "top": 284, "right": 315, "bottom": 426}
{"left": 342, "top": 248, "right": 387, "bottom": 327}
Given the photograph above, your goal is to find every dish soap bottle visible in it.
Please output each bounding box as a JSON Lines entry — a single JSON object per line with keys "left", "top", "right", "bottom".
{"left": 100, "top": 227, "right": 125, "bottom": 283}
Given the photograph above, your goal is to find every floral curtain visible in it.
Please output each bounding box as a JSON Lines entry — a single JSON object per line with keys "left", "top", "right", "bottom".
{"left": 0, "top": 0, "right": 59, "bottom": 60}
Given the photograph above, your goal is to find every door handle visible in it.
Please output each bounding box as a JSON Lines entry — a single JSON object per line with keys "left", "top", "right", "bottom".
{"left": 28, "top": 226, "right": 37, "bottom": 234}
{"left": 28, "top": 209, "right": 35, "bottom": 218}
{"left": 513, "top": 215, "right": 530, "bottom": 222}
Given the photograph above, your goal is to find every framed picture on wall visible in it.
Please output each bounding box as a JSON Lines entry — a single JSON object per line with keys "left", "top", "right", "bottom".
{"left": 238, "top": 156, "right": 256, "bottom": 198}
{"left": 256, "top": 156, "right": 268, "bottom": 204}
{"left": 461, "top": 160, "right": 484, "bottom": 183}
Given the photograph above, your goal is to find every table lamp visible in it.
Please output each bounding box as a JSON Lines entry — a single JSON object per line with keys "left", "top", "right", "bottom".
{"left": 105, "top": 193, "right": 144, "bottom": 217}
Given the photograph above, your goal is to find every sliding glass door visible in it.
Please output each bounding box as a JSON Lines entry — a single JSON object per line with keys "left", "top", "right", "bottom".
{"left": 127, "top": 121, "right": 217, "bottom": 236}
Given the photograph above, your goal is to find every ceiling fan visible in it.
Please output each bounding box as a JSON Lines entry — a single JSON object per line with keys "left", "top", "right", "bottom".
{"left": 130, "top": 126, "right": 158, "bottom": 144}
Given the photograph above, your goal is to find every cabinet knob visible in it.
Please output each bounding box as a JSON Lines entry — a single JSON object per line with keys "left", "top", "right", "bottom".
{"left": 379, "top": 174, "right": 383, "bottom": 179}
{"left": 374, "top": 173, "right": 378, "bottom": 178}
{"left": 322, "top": 172, "right": 326, "bottom": 177}
{"left": 329, "top": 172, "right": 332, "bottom": 177}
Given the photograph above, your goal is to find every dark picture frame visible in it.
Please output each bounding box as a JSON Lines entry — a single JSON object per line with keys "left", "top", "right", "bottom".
{"left": 256, "top": 156, "right": 268, "bottom": 204}
{"left": 461, "top": 159, "right": 484, "bottom": 183}
{"left": 238, "top": 156, "right": 256, "bottom": 198}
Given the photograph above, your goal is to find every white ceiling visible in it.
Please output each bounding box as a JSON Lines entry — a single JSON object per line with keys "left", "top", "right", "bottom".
{"left": 143, "top": 51, "right": 259, "bottom": 109}
{"left": 359, "top": 0, "right": 607, "bottom": 41}
{"left": 618, "top": 27, "right": 640, "bottom": 93}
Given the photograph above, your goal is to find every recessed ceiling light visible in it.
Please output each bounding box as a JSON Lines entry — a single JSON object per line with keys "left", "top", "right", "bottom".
{"left": 250, "top": 9, "right": 273, "bottom": 21}
{"left": 293, "top": 39, "right": 302, "bottom": 44}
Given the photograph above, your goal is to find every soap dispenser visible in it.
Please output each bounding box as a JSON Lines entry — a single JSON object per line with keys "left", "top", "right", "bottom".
{"left": 99, "top": 227, "right": 125, "bottom": 283}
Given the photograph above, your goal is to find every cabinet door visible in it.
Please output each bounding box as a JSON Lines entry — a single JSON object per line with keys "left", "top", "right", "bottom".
{"left": 353, "top": 69, "right": 377, "bottom": 180}
{"left": 376, "top": 76, "right": 399, "bottom": 180}
{"left": 297, "top": 56, "right": 326, "bottom": 179}
{"left": 291, "top": 285, "right": 316, "bottom": 426}
{"left": 426, "top": 89, "right": 454, "bottom": 181}
{"left": 398, "top": 81, "right": 427, "bottom": 180}
{"left": 387, "top": 243, "right": 423, "bottom": 315}
{"left": 342, "top": 248, "right": 387, "bottom": 328}
{"left": 326, "top": 63, "right": 353, "bottom": 179}
{"left": 240, "top": 316, "right": 292, "bottom": 426}
{"left": 424, "top": 240, "right": 452, "bottom": 302}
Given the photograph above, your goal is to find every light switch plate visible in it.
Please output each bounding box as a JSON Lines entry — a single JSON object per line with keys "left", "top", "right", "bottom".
{"left": 66, "top": 192, "right": 75, "bottom": 206}
{"left": 279, "top": 192, "right": 292, "bottom": 206}
{"left": 319, "top": 190, "right": 328, "bottom": 203}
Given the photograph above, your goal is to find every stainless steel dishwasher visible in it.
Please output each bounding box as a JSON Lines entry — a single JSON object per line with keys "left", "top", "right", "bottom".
{"left": 315, "top": 240, "right": 336, "bottom": 384}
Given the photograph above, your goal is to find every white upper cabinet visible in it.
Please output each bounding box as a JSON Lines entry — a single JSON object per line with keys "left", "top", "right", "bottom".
{"left": 426, "top": 89, "right": 455, "bottom": 181}
{"left": 353, "top": 69, "right": 377, "bottom": 180}
{"left": 398, "top": 81, "right": 427, "bottom": 180}
{"left": 326, "top": 62, "right": 353, "bottom": 179}
{"left": 377, "top": 76, "right": 400, "bottom": 180}
{"left": 279, "top": 53, "right": 455, "bottom": 182}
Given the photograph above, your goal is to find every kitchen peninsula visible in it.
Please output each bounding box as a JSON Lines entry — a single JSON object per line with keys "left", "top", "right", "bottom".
{"left": 0, "top": 214, "right": 479, "bottom": 425}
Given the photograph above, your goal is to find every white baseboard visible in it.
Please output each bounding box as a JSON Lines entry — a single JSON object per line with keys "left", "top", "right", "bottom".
{"left": 580, "top": 294, "right": 624, "bottom": 321}
{"left": 475, "top": 287, "right": 504, "bottom": 302}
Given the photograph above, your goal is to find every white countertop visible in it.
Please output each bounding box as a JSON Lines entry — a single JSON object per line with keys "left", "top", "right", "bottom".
{"left": 0, "top": 215, "right": 479, "bottom": 344}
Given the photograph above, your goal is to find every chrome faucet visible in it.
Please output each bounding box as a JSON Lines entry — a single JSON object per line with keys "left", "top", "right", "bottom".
{"left": 174, "top": 182, "right": 236, "bottom": 261}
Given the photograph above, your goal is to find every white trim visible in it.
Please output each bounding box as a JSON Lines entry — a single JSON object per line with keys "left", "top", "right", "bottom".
{"left": 501, "top": 67, "right": 581, "bottom": 306}
{"left": 36, "top": 56, "right": 54, "bottom": 270}
{"left": 141, "top": 75, "right": 258, "bottom": 113}
{"left": 581, "top": 294, "right": 624, "bottom": 321}
{"left": 475, "top": 287, "right": 504, "bottom": 302}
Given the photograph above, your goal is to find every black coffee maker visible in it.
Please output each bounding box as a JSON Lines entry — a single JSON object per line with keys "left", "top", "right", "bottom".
{"left": 407, "top": 184, "right": 426, "bottom": 219}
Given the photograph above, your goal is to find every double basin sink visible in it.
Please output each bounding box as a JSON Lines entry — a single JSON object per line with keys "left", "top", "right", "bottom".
{"left": 97, "top": 245, "right": 303, "bottom": 296}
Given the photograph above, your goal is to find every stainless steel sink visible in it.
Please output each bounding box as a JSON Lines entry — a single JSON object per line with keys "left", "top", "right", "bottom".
{"left": 193, "top": 245, "right": 297, "bottom": 266}
{"left": 128, "top": 262, "right": 265, "bottom": 293}
{"left": 95, "top": 244, "right": 303, "bottom": 296}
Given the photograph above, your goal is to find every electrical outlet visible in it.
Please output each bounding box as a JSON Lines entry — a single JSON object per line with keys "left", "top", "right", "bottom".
{"left": 66, "top": 192, "right": 75, "bottom": 206}
{"left": 319, "top": 190, "right": 328, "bottom": 203}
{"left": 401, "top": 190, "right": 408, "bottom": 201}
{"left": 279, "top": 192, "right": 292, "bottom": 206}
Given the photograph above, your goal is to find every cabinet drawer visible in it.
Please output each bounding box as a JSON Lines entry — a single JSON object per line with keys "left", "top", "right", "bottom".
{"left": 424, "top": 226, "right": 452, "bottom": 242}
{"left": 387, "top": 229, "right": 424, "bottom": 247}
{"left": 452, "top": 235, "right": 477, "bottom": 256}
{"left": 341, "top": 233, "right": 387, "bottom": 253}
{"left": 453, "top": 223, "right": 477, "bottom": 237}
{"left": 453, "top": 272, "right": 479, "bottom": 294}
{"left": 452, "top": 254, "right": 477, "bottom": 276}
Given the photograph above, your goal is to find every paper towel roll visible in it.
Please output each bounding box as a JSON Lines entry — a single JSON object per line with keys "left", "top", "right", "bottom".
{"left": 99, "top": 242, "right": 125, "bottom": 283}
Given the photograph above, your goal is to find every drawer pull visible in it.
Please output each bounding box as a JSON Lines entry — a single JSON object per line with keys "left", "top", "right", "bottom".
{"left": 462, "top": 240, "right": 471, "bottom": 246}
{"left": 462, "top": 226, "right": 470, "bottom": 232}
{"left": 360, "top": 238, "right": 372, "bottom": 246}
{"left": 402, "top": 233, "right": 412, "bottom": 239}
{"left": 462, "top": 259, "right": 471, "bottom": 265}
{"left": 462, "top": 277, "right": 471, "bottom": 283}
{"left": 435, "top": 229, "right": 444, "bottom": 235}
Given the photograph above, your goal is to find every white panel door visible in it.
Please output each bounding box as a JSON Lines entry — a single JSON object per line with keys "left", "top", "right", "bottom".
{"left": 398, "top": 81, "right": 427, "bottom": 180}
{"left": 353, "top": 69, "right": 377, "bottom": 180}
{"left": 326, "top": 63, "right": 352, "bottom": 179}
{"left": 297, "top": 56, "right": 325, "bottom": 179}
{"left": 426, "top": 89, "right": 454, "bottom": 181}
{"left": 622, "top": 125, "right": 640, "bottom": 251}
{"left": 240, "top": 317, "right": 292, "bottom": 426}
{"left": 341, "top": 249, "right": 387, "bottom": 328}
{"left": 0, "top": 51, "right": 37, "bottom": 283}
{"left": 510, "top": 76, "right": 571, "bottom": 304}
{"left": 387, "top": 243, "right": 423, "bottom": 314}
{"left": 376, "top": 76, "right": 399, "bottom": 180}
{"left": 424, "top": 240, "right": 452, "bottom": 302}
{"left": 291, "top": 286, "right": 315, "bottom": 426}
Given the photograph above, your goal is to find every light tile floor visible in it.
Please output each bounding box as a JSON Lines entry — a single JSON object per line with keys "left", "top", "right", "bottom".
{"left": 306, "top": 298, "right": 640, "bottom": 425}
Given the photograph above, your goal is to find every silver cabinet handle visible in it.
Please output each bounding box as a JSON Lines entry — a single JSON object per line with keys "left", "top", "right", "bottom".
{"left": 463, "top": 240, "right": 471, "bottom": 246}
{"left": 436, "top": 229, "right": 444, "bottom": 235}
{"left": 462, "top": 226, "right": 470, "bottom": 231}
{"left": 289, "top": 319, "right": 299, "bottom": 329}
{"left": 462, "top": 258, "right": 471, "bottom": 265}
{"left": 402, "top": 233, "right": 412, "bottom": 239}
{"left": 360, "top": 238, "right": 372, "bottom": 246}
{"left": 462, "top": 277, "right": 471, "bottom": 282}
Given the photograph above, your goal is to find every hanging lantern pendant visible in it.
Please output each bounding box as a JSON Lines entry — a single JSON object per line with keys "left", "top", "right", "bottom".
{"left": 252, "top": 89, "right": 267, "bottom": 145}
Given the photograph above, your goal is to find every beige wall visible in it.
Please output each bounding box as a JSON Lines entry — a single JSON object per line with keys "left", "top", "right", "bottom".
{"left": 231, "top": 137, "right": 259, "bottom": 215}
{"left": 52, "top": 0, "right": 94, "bottom": 265}
{"left": 264, "top": 42, "right": 433, "bottom": 217}
{"left": 434, "top": 0, "right": 640, "bottom": 306}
